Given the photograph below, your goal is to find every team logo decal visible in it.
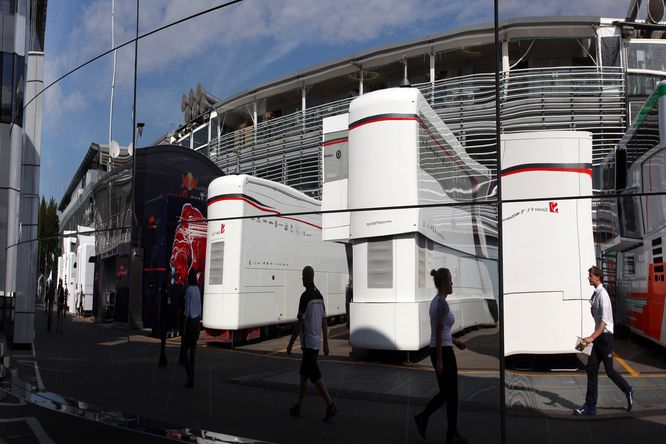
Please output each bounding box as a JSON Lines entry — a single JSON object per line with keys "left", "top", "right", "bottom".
{"left": 212, "top": 223, "right": 226, "bottom": 237}
{"left": 181, "top": 172, "right": 198, "bottom": 197}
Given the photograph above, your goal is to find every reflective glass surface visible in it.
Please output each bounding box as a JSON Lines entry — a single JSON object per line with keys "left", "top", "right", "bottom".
{"left": 128, "top": 1, "right": 500, "bottom": 442}
{"left": 498, "top": 1, "right": 666, "bottom": 443}
{"left": 13, "top": 0, "right": 666, "bottom": 443}
{"left": 24, "top": 0, "right": 137, "bottom": 426}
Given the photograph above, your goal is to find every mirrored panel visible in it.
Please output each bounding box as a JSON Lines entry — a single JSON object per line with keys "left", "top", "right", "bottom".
{"left": 124, "top": 1, "right": 503, "bottom": 443}
{"left": 122, "top": 198, "right": 500, "bottom": 443}
{"left": 498, "top": 1, "right": 666, "bottom": 442}
{"left": 0, "top": 1, "right": 509, "bottom": 442}
{"left": 503, "top": 193, "right": 666, "bottom": 442}
{"left": 19, "top": 3, "right": 138, "bottom": 424}
{"left": 43, "top": 0, "right": 137, "bottom": 81}
{"left": 495, "top": 2, "right": 666, "bottom": 196}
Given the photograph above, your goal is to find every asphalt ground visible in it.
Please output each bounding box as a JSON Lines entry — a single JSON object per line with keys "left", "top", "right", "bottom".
{"left": 6, "top": 305, "right": 666, "bottom": 443}
{"left": 0, "top": 388, "right": 187, "bottom": 444}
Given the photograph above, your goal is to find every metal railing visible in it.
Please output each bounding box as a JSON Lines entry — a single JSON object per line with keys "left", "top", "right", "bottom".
{"left": 95, "top": 210, "right": 132, "bottom": 257}
{"left": 209, "top": 98, "right": 353, "bottom": 199}
{"left": 500, "top": 67, "right": 625, "bottom": 166}
{"left": 207, "top": 66, "right": 627, "bottom": 199}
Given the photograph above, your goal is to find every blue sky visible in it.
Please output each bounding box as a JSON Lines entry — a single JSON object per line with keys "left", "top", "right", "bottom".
{"left": 41, "top": 0, "right": 629, "bottom": 204}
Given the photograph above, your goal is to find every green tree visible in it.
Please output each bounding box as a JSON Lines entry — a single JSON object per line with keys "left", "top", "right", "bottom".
{"left": 37, "top": 197, "right": 60, "bottom": 280}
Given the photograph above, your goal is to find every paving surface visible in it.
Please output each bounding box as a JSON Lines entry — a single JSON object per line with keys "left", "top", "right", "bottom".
{"left": 2, "top": 305, "right": 666, "bottom": 443}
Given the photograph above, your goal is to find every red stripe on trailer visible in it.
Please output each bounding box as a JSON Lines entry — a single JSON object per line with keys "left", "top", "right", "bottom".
{"left": 322, "top": 138, "right": 348, "bottom": 147}
{"left": 207, "top": 196, "right": 322, "bottom": 230}
{"left": 501, "top": 167, "right": 592, "bottom": 177}
{"left": 348, "top": 116, "right": 415, "bottom": 130}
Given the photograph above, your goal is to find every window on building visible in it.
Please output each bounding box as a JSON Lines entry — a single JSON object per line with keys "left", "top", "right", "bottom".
{"left": 193, "top": 125, "right": 208, "bottom": 148}
{"left": 13, "top": 54, "right": 24, "bottom": 126}
{"left": 0, "top": 0, "right": 17, "bottom": 14}
{"left": 642, "top": 148, "right": 666, "bottom": 235}
{"left": 210, "top": 115, "right": 220, "bottom": 140}
{"left": 601, "top": 36, "right": 621, "bottom": 67}
{"left": 627, "top": 73, "right": 663, "bottom": 98}
{"left": 177, "top": 135, "right": 190, "bottom": 148}
{"left": 1, "top": 52, "right": 13, "bottom": 124}
{"left": 623, "top": 255, "right": 636, "bottom": 278}
{"left": 627, "top": 41, "right": 666, "bottom": 72}
{"left": 323, "top": 130, "right": 348, "bottom": 183}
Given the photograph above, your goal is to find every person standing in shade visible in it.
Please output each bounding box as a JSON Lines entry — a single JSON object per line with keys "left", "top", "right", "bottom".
{"left": 56, "top": 279, "right": 65, "bottom": 334}
{"left": 182, "top": 269, "right": 201, "bottom": 388}
{"left": 345, "top": 276, "right": 353, "bottom": 329}
{"left": 172, "top": 272, "right": 187, "bottom": 366}
{"left": 78, "top": 289, "right": 85, "bottom": 316}
{"left": 46, "top": 279, "right": 54, "bottom": 332}
{"left": 74, "top": 284, "right": 79, "bottom": 316}
{"left": 287, "top": 266, "right": 338, "bottom": 422}
{"left": 414, "top": 268, "right": 467, "bottom": 444}
{"left": 574, "top": 265, "right": 634, "bottom": 416}
{"left": 158, "top": 275, "right": 172, "bottom": 367}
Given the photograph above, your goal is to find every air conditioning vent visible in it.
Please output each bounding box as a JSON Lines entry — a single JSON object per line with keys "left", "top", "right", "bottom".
{"left": 367, "top": 238, "right": 393, "bottom": 288}
{"left": 209, "top": 241, "right": 224, "bottom": 285}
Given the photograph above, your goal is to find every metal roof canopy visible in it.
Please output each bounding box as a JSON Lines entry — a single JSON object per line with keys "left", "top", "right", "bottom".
{"left": 58, "top": 143, "right": 131, "bottom": 212}
{"left": 210, "top": 17, "right": 603, "bottom": 114}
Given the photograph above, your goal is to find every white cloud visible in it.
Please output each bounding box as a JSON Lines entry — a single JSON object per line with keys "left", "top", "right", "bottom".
{"left": 46, "top": 0, "right": 635, "bottom": 90}
{"left": 495, "top": 0, "right": 627, "bottom": 19}
{"left": 43, "top": 0, "right": 636, "bottom": 141}
{"left": 42, "top": 81, "right": 87, "bottom": 131}
{"left": 47, "top": 1, "right": 462, "bottom": 83}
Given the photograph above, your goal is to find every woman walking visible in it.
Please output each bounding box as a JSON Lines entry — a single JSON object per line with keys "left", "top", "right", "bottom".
{"left": 414, "top": 268, "right": 467, "bottom": 444}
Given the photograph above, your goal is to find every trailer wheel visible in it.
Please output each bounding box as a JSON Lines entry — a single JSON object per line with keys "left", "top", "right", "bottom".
{"left": 263, "top": 325, "right": 278, "bottom": 339}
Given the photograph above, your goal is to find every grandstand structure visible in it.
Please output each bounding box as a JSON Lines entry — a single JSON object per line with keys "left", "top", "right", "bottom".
{"left": 159, "top": 16, "right": 666, "bottom": 199}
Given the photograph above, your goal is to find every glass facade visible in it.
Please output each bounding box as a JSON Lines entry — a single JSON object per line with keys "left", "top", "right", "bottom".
{"left": 4, "top": 2, "right": 665, "bottom": 443}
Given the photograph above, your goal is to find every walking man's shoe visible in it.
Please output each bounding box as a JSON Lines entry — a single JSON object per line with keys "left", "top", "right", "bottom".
{"left": 447, "top": 432, "right": 468, "bottom": 444}
{"left": 322, "top": 403, "right": 338, "bottom": 422}
{"left": 573, "top": 404, "right": 597, "bottom": 416}
{"left": 289, "top": 404, "right": 302, "bottom": 418}
{"left": 414, "top": 413, "right": 427, "bottom": 439}
{"left": 626, "top": 387, "right": 634, "bottom": 411}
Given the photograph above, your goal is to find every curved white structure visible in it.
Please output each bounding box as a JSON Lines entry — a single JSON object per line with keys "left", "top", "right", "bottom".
{"left": 61, "top": 231, "right": 77, "bottom": 314}
{"left": 203, "top": 175, "right": 349, "bottom": 333}
{"left": 76, "top": 227, "right": 95, "bottom": 312}
{"left": 345, "top": 88, "right": 496, "bottom": 351}
{"left": 501, "top": 131, "right": 596, "bottom": 355}
{"left": 322, "top": 114, "right": 350, "bottom": 242}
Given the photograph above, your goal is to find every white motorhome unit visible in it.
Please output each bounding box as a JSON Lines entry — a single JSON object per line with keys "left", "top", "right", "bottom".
{"left": 601, "top": 81, "right": 666, "bottom": 347}
{"left": 321, "top": 113, "right": 350, "bottom": 243}
{"left": 501, "top": 132, "right": 596, "bottom": 355}
{"left": 61, "top": 231, "right": 78, "bottom": 313}
{"left": 76, "top": 227, "right": 95, "bottom": 313}
{"left": 341, "top": 88, "right": 497, "bottom": 351}
{"left": 203, "top": 175, "right": 349, "bottom": 344}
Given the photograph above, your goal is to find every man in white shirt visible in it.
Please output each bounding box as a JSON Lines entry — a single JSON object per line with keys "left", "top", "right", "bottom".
{"left": 287, "top": 266, "right": 338, "bottom": 422}
{"left": 574, "top": 266, "right": 633, "bottom": 416}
